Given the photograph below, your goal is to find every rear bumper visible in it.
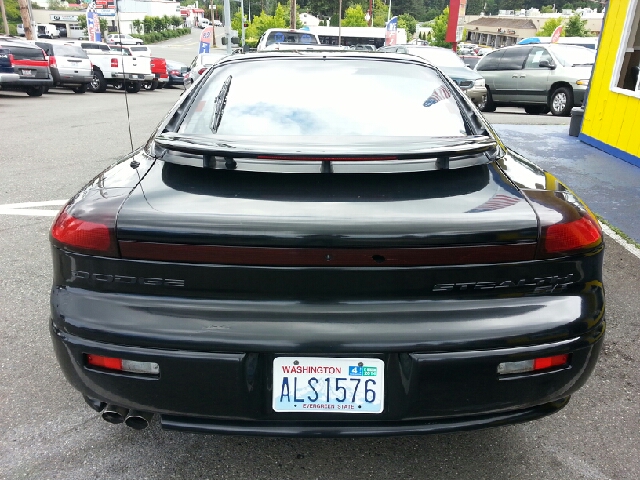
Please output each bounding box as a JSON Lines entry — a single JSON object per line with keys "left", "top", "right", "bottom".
{"left": 465, "top": 85, "right": 487, "bottom": 105}
{"left": 0, "top": 73, "right": 20, "bottom": 83}
{"left": 112, "top": 73, "right": 154, "bottom": 82}
{"left": 50, "top": 286, "right": 605, "bottom": 436}
{"left": 52, "top": 69, "right": 92, "bottom": 85}
{"left": 0, "top": 76, "right": 53, "bottom": 87}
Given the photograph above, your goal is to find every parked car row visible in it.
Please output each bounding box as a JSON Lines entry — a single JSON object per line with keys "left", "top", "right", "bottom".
{"left": 0, "top": 35, "right": 188, "bottom": 97}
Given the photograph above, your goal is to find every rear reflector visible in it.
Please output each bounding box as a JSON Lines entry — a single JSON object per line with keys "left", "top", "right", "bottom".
{"left": 543, "top": 215, "right": 601, "bottom": 255}
{"left": 111, "top": 58, "right": 118, "bottom": 68}
{"left": 86, "top": 354, "right": 160, "bottom": 375}
{"left": 51, "top": 211, "right": 114, "bottom": 254}
{"left": 119, "top": 241, "right": 537, "bottom": 267}
{"left": 497, "top": 354, "right": 569, "bottom": 375}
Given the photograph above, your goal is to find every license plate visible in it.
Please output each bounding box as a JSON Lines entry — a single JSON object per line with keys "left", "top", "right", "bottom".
{"left": 21, "top": 69, "right": 33, "bottom": 76}
{"left": 272, "top": 357, "right": 384, "bottom": 414}
{"left": 136, "top": 74, "right": 144, "bottom": 79}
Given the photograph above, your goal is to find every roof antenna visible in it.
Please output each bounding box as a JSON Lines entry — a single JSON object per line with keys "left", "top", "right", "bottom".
{"left": 114, "top": 2, "right": 135, "bottom": 153}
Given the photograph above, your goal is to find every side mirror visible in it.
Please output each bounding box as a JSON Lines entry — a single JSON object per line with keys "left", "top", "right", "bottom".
{"left": 539, "top": 60, "right": 556, "bottom": 70}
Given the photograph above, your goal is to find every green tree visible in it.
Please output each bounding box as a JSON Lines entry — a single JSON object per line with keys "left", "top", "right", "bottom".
{"left": 484, "top": 0, "right": 498, "bottom": 15}
{"left": 562, "top": 3, "right": 574, "bottom": 10}
{"left": 536, "top": 17, "right": 565, "bottom": 36}
{"left": 398, "top": 13, "right": 416, "bottom": 36}
{"left": 143, "top": 16, "right": 154, "bottom": 33}
{"left": 540, "top": 5, "right": 555, "bottom": 13}
{"left": 132, "top": 19, "right": 142, "bottom": 34}
{"left": 342, "top": 5, "right": 367, "bottom": 27}
{"left": 372, "top": 0, "right": 389, "bottom": 28}
{"left": 565, "top": 13, "right": 590, "bottom": 36}
{"left": 430, "top": 6, "right": 451, "bottom": 48}
{"left": 171, "top": 16, "right": 183, "bottom": 28}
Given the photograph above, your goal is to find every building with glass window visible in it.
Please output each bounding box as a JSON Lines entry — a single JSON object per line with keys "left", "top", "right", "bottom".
{"left": 580, "top": 1, "right": 640, "bottom": 167}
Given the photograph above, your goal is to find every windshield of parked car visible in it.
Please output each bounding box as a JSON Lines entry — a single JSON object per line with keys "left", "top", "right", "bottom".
{"left": 266, "top": 31, "right": 319, "bottom": 46}
{"left": 547, "top": 45, "right": 596, "bottom": 67}
{"left": 178, "top": 58, "right": 467, "bottom": 137}
{"left": 405, "top": 47, "right": 466, "bottom": 67}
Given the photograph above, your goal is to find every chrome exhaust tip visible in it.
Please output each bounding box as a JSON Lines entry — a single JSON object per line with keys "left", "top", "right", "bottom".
{"left": 124, "top": 410, "right": 154, "bottom": 430}
{"left": 101, "top": 404, "right": 128, "bottom": 424}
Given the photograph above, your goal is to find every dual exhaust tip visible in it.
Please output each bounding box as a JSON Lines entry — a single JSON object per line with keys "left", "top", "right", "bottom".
{"left": 83, "top": 396, "right": 153, "bottom": 430}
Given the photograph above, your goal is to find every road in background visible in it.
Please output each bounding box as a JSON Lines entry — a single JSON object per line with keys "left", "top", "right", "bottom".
{"left": 0, "top": 35, "right": 639, "bottom": 480}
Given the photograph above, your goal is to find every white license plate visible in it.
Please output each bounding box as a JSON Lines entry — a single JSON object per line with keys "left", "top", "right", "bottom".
{"left": 21, "top": 69, "right": 33, "bottom": 76}
{"left": 272, "top": 357, "right": 384, "bottom": 414}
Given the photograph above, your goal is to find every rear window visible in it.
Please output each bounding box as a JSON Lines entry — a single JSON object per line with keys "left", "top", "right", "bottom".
{"left": 178, "top": 59, "right": 467, "bottom": 137}
{"left": 5, "top": 45, "right": 45, "bottom": 61}
{"left": 130, "top": 46, "right": 148, "bottom": 51}
{"left": 476, "top": 50, "right": 505, "bottom": 71}
{"left": 266, "top": 31, "right": 318, "bottom": 46}
{"left": 52, "top": 44, "right": 89, "bottom": 58}
{"left": 81, "top": 43, "right": 110, "bottom": 52}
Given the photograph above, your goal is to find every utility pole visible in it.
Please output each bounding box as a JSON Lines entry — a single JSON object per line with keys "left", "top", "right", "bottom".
{"left": 1, "top": 0, "right": 9, "bottom": 35}
{"left": 17, "top": 0, "right": 34, "bottom": 40}
{"left": 368, "top": 0, "right": 372, "bottom": 27}
{"left": 240, "top": 0, "right": 245, "bottom": 46}
{"left": 210, "top": 1, "right": 217, "bottom": 47}
{"left": 223, "top": 0, "right": 232, "bottom": 54}
{"left": 290, "top": 0, "right": 295, "bottom": 29}
{"left": 338, "top": 0, "right": 341, "bottom": 45}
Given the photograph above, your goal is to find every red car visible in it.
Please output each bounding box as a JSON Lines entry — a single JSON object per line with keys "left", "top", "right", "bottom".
{"left": 145, "top": 57, "right": 168, "bottom": 90}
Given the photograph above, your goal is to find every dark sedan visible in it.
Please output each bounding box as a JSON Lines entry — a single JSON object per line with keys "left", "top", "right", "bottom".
{"left": 165, "top": 59, "right": 188, "bottom": 86}
{"left": 50, "top": 52, "right": 604, "bottom": 437}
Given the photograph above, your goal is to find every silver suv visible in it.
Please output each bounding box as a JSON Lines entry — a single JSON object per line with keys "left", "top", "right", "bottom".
{"left": 476, "top": 44, "right": 595, "bottom": 116}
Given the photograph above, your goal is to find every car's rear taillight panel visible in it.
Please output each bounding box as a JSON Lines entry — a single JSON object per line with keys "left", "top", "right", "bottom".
{"left": 524, "top": 189, "right": 603, "bottom": 259}
{"left": 111, "top": 58, "right": 118, "bottom": 68}
{"left": 50, "top": 154, "right": 156, "bottom": 258}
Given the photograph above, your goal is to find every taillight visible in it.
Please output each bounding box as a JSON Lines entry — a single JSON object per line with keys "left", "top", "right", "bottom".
{"left": 169, "top": 69, "right": 179, "bottom": 75}
{"left": 8, "top": 53, "right": 14, "bottom": 66}
{"left": 497, "top": 354, "right": 569, "bottom": 375}
{"left": 198, "top": 67, "right": 207, "bottom": 75}
{"left": 48, "top": 55, "right": 56, "bottom": 67}
{"left": 540, "top": 213, "right": 602, "bottom": 257}
{"left": 111, "top": 57, "right": 118, "bottom": 68}
{"left": 86, "top": 354, "right": 159, "bottom": 375}
{"left": 51, "top": 207, "right": 119, "bottom": 257}
{"left": 51, "top": 210, "right": 118, "bottom": 256}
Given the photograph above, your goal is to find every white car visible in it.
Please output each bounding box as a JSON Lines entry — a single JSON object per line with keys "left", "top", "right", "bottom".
{"left": 213, "top": 20, "right": 223, "bottom": 27}
{"left": 256, "top": 29, "right": 322, "bottom": 52}
{"left": 184, "top": 53, "right": 221, "bottom": 88}
{"left": 107, "top": 34, "right": 143, "bottom": 46}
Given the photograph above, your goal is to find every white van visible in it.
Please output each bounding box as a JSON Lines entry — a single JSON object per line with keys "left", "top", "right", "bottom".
{"left": 37, "top": 24, "right": 60, "bottom": 39}
{"left": 199, "top": 18, "right": 211, "bottom": 28}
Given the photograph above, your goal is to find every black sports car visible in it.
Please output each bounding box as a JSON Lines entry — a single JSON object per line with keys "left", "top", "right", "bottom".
{"left": 50, "top": 52, "right": 605, "bottom": 436}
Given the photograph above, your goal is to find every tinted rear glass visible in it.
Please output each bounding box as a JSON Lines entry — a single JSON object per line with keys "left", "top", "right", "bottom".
{"left": 130, "top": 46, "right": 148, "bottom": 51}
{"left": 179, "top": 59, "right": 467, "bottom": 137}
{"left": 266, "top": 31, "right": 318, "bottom": 46}
{"left": 6, "top": 45, "right": 45, "bottom": 61}
{"left": 81, "top": 43, "right": 110, "bottom": 51}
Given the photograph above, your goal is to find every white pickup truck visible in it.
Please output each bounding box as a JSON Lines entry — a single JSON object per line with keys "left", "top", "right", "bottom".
{"left": 65, "top": 41, "right": 153, "bottom": 93}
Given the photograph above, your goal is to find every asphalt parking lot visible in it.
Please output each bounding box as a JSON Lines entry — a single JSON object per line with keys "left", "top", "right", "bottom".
{"left": 1, "top": 34, "right": 639, "bottom": 480}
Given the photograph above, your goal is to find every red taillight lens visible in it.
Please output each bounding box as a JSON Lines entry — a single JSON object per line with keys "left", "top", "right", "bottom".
{"left": 169, "top": 69, "right": 179, "bottom": 75}
{"left": 86, "top": 354, "right": 122, "bottom": 371}
{"left": 48, "top": 55, "right": 56, "bottom": 67}
{"left": 51, "top": 210, "right": 117, "bottom": 256}
{"left": 198, "top": 67, "right": 207, "bottom": 75}
{"left": 543, "top": 214, "right": 601, "bottom": 255}
{"left": 8, "top": 53, "right": 14, "bottom": 66}
{"left": 111, "top": 58, "right": 118, "bottom": 68}
{"left": 533, "top": 354, "right": 569, "bottom": 371}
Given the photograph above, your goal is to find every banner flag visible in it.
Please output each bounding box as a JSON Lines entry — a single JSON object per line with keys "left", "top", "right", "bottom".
{"left": 199, "top": 26, "right": 214, "bottom": 53}
{"left": 385, "top": 17, "right": 398, "bottom": 46}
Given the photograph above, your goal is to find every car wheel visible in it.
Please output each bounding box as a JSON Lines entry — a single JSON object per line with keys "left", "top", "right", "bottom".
{"left": 72, "top": 84, "right": 87, "bottom": 94}
{"left": 89, "top": 70, "right": 107, "bottom": 93}
{"left": 524, "top": 105, "right": 549, "bottom": 115}
{"left": 143, "top": 79, "right": 158, "bottom": 91}
{"left": 479, "top": 88, "right": 496, "bottom": 113}
{"left": 126, "top": 81, "right": 141, "bottom": 93}
{"left": 26, "top": 86, "right": 44, "bottom": 97}
{"left": 549, "top": 87, "right": 574, "bottom": 116}
{"left": 113, "top": 81, "right": 125, "bottom": 90}
{"left": 156, "top": 82, "right": 164, "bottom": 90}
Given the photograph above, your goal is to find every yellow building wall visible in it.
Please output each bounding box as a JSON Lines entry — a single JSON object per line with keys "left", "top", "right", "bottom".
{"left": 581, "top": 0, "right": 640, "bottom": 160}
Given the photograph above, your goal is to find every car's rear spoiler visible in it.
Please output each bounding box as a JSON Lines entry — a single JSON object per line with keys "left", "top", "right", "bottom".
{"left": 150, "top": 134, "right": 499, "bottom": 173}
